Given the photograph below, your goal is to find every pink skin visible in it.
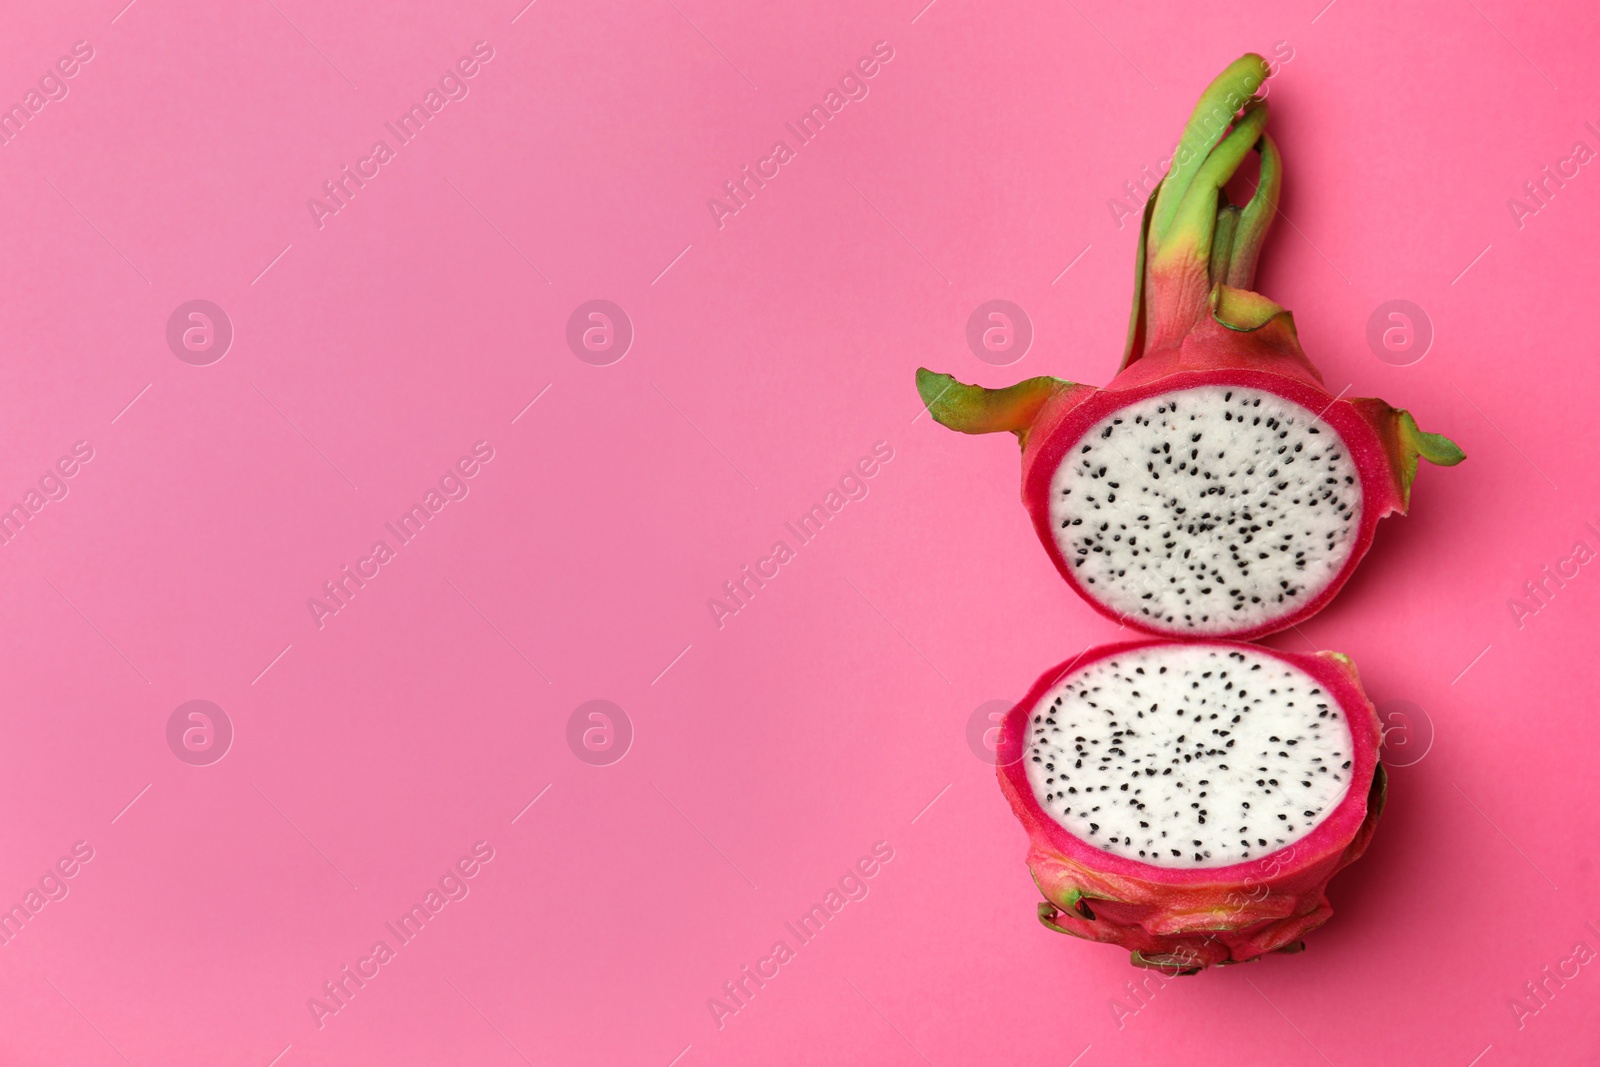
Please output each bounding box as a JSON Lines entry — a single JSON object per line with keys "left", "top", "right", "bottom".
{"left": 996, "top": 638, "right": 1385, "bottom": 970}
{"left": 1015, "top": 314, "right": 1412, "bottom": 641}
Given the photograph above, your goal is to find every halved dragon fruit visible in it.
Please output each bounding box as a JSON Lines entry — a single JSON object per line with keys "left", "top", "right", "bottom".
{"left": 918, "top": 55, "right": 1463, "bottom": 639}
{"left": 998, "top": 638, "right": 1384, "bottom": 971}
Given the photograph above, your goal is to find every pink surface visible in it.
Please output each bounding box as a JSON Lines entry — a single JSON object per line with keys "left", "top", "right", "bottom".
{"left": 0, "top": 1, "right": 1595, "bottom": 1065}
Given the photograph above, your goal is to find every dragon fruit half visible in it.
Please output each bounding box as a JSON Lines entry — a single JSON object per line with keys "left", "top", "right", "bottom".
{"left": 997, "top": 639, "right": 1385, "bottom": 971}
{"left": 918, "top": 54, "right": 1463, "bottom": 639}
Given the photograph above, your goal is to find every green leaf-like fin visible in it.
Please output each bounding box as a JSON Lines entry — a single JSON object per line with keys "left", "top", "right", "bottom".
{"left": 1226, "top": 132, "right": 1282, "bottom": 290}
{"left": 1395, "top": 409, "right": 1465, "bottom": 506}
{"left": 1130, "top": 950, "right": 1203, "bottom": 976}
{"left": 1037, "top": 901, "right": 1091, "bottom": 939}
{"left": 1401, "top": 411, "right": 1466, "bottom": 468}
{"left": 1349, "top": 398, "right": 1466, "bottom": 510}
{"left": 1211, "top": 283, "right": 1288, "bottom": 333}
{"left": 1119, "top": 192, "right": 1160, "bottom": 370}
{"left": 915, "top": 368, "right": 1076, "bottom": 448}
{"left": 1209, "top": 202, "right": 1241, "bottom": 285}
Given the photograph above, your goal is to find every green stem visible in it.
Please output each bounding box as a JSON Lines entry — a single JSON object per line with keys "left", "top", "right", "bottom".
{"left": 1225, "top": 132, "right": 1282, "bottom": 290}
{"left": 1210, "top": 201, "right": 1240, "bottom": 285}
{"left": 1149, "top": 54, "right": 1271, "bottom": 247}
{"left": 1119, "top": 193, "right": 1159, "bottom": 370}
{"left": 1154, "top": 101, "right": 1269, "bottom": 275}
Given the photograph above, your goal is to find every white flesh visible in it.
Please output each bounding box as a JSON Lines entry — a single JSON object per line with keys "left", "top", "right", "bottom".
{"left": 1049, "top": 386, "right": 1362, "bottom": 634}
{"left": 1025, "top": 644, "right": 1353, "bottom": 868}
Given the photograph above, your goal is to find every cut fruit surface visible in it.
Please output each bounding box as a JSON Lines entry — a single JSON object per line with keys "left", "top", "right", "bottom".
{"left": 1025, "top": 642, "right": 1354, "bottom": 866}
{"left": 998, "top": 639, "right": 1384, "bottom": 970}
{"left": 1049, "top": 386, "right": 1361, "bottom": 634}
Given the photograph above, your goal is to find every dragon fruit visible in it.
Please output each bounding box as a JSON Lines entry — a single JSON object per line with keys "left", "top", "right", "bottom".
{"left": 998, "top": 638, "right": 1385, "bottom": 971}
{"left": 918, "top": 55, "right": 1463, "bottom": 639}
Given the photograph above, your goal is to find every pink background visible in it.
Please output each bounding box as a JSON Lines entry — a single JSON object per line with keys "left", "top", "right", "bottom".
{"left": 0, "top": 0, "right": 1596, "bottom": 1064}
